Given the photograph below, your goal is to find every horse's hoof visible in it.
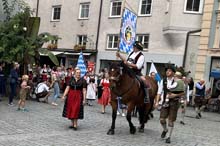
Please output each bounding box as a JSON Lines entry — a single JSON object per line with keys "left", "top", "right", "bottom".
{"left": 130, "top": 126, "right": 136, "bottom": 134}
{"left": 107, "top": 129, "right": 115, "bottom": 135}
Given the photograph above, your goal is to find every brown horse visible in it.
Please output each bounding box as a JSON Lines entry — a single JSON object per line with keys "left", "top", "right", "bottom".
{"left": 107, "top": 62, "right": 158, "bottom": 135}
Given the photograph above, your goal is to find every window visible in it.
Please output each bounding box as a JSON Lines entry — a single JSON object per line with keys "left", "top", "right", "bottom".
{"left": 136, "top": 34, "right": 150, "bottom": 50}
{"left": 184, "top": 0, "right": 204, "bottom": 13}
{"left": 107, "top": 34, "right": 119, "bottom": 49}
{"left": 139, "top": 0, "right": 152, "bottom": 16}
{"left": 52, "top": 6, "right": 61, "bottom": 21}
{"left": 77, "top": 35, "right": 87, "bottom": 46}
{"left": 110, "top": 1, "right": 122, "bottom": 17}
{"left": 79, "top": 3, "right": 90, "bottom": 19}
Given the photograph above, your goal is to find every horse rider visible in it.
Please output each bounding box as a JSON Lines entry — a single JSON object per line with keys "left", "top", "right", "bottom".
{"left": 155, "top": 66, "right": 184, "bottom": 144}
{"left": 116, "top": 41, "right": 149, "bottom": 103}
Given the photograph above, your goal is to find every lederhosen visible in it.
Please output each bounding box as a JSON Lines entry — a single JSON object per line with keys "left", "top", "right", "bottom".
{"left": 127, "top": 51, "right": 144, "bottom": 76}
{"left": 160, "top": 78, "right": 180, "bottom": 122}
{"left": 194, "top": 84, "right": 206, "bottom": 107}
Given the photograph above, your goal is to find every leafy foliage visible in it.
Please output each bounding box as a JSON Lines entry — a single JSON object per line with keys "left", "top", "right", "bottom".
{"left": 175, "top": 66, "right": 191, "bottom": 77}
{"left": 0, "top": 2, "right": 60, "bottom": 74}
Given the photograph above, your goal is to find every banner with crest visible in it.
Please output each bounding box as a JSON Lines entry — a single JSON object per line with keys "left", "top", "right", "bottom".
{"left": 119, "top": 8, "right": 137, "bottom": 54}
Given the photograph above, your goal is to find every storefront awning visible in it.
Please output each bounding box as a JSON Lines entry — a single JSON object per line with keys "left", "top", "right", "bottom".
{"left": 39, "top": 51, "right": 63, "bottom": 56}
{"left": 64, "top": 52, "right": 91, "bottom": 56}
{"left": 210, "top": 70, "right": 220, "bottom": 78}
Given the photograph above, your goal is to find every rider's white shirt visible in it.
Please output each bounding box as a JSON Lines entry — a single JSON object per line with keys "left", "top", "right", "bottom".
{"left": 127, "top": 51, "right": 144, "bottom": 70}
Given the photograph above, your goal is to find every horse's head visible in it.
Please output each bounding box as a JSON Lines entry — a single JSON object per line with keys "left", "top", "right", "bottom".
{"left": 108, "top": 62, "right": 123, "bottom": 88}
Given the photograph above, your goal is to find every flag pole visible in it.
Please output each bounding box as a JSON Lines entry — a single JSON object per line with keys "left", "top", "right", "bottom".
{"left": 116, "top": 0, "right": 127, "bottom": 60}
{"left": 118, "top": 0, "right": 138, "bottom": 56}
{"left": 117, "top": 0, "right": 126, "bottom": 53}
{"left": 124, "top": 0, "right": 138, "bottom": 16}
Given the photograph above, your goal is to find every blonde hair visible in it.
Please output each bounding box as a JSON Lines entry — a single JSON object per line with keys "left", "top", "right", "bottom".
{"left": 22, "top": 75, "right": 29, "bottom": 81}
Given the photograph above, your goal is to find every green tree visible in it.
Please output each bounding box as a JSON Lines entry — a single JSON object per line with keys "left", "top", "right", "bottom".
{"left": 0, "top": 1, "right": 59, "bottom": 74}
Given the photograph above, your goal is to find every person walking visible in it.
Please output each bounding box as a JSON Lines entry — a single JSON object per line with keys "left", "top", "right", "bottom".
{"left": 155, "top": 66, "right": 184, "bottom": 144}
{"left": 188, "top": 77, "right": 194, "bottom": 106}
{"left": 194, "top": 79, "right": 206, "bottom": 119}
{"left": 9, "top": 62, "right": 20, "bottom": 106}
{"left": 61, "top": 68, "right": 87, "bottom": 130}
{"left": 179, "top": 76, "right": 190, "bottom": 125}
{"left": 98, "top": 72, "right": 111, "bottom": 114}
{"left": 51, "top": 67, "right": 60, "bottom": 106}
{"left": 0, "top": 62, "right": 6, "bottom": 101}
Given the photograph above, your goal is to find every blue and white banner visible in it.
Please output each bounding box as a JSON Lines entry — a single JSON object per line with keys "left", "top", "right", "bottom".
{"left": 77, "top": 51, "right": 87, "bottom": 77}
{"left": 149, "top": 62, "right": 161, "bottom": 83}
{"left": 119, "top": 8, "right": 137, "bottom": 54}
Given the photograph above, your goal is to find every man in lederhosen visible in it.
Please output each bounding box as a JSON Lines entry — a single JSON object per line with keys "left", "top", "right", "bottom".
{"left": 194, "top": 79, "right": 206, "bottom": 119}
{"left": 155, "top": 66, "right": 184, "bottom": 144}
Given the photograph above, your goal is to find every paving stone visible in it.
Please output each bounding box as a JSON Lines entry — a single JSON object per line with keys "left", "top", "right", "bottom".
{"left": 0, "top": 96, "right": 220, "bottom": 146}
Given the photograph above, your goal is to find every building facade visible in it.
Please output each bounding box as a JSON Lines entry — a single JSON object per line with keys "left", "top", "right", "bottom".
{"left": 23, "top": 0, "right": 204, "bottom": 76}
{"left": 195, "top": 0, "right": 220, "bottom": 97}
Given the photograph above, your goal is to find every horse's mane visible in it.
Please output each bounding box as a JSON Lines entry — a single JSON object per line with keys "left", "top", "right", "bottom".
{"left": 109, "top": 61, "right": 136, "bottom": 78}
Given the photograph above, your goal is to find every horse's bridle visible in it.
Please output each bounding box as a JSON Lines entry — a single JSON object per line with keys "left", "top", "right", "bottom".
{"left": 109, "top": 67, "right": 136, "bottom": 97}
{"left": 109, "top": 66, "right": 123, "bottom": 82}
{"left": 109, "top": 74, "right": 120, "bottom": 82}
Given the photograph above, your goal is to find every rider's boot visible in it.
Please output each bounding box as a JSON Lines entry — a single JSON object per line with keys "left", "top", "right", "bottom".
{"left": 144, "top": 88, "right": 150, "bottom": 103}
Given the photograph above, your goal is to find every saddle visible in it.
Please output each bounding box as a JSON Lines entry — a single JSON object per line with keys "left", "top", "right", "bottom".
{"left": 135, "top": 75, "right": 150, "bottom": 89}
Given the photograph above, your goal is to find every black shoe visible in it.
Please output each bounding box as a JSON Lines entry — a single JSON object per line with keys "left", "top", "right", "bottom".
{"left": 198, "top": 113, "right": 202, "bottom": 118}
{"left": 196, "top": 115, "right": 200, "bottom": 119}
{"left": 73, "top": 127, "right": 77, "bottom": 131}
{"left": 161, "top": 130, "right": 168, "bottom": 138}
{"left": 69, "top": 126, "right": 74, "bottom": 129}
{"left": 165, "top": 137, "right": 171, "bottom": 143}
{"left": 180, "top": 121, "right": 185, "bottom": 125}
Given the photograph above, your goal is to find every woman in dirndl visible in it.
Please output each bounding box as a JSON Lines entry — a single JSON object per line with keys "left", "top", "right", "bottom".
{"left": 98, "top": 72, "right": 111, "bottom": 114}
{"left": 61, "top": 68, "right": 87, "bottom": 130}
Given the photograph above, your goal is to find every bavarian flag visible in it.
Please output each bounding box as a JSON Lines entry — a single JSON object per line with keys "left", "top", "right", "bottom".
{"left": 119, "top": 8, "right": 137, "bottom": 54}
{"left": 149, "top": 62, "right": 161, "bottom": 83}
{"left": 77, "top": 51, "right": 87, "bottom": 77}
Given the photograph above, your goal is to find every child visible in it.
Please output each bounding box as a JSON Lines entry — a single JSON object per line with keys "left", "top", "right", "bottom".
{"left": 17, "top": 75, "right": 30, "bottom": 111}
{"left": 163, "top": 71, "right": 184, "bottom": 107}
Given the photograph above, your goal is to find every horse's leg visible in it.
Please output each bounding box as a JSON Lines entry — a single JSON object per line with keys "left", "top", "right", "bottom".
{"left": 107, "top": 99, "right": 117, "bottom": 135}
{"left": 126, "top": 103, "right": 136, "bottom": 134}
{"left": 138, "top": 104, "right": 145, "bottom": 133}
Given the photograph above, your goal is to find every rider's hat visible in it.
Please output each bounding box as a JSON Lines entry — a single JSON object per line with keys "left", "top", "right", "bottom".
{"left": 133, "top": 41, "right": 143, "bottom": 51}
{"left": 165, "top": 64, "right": 176, "bottom": 73}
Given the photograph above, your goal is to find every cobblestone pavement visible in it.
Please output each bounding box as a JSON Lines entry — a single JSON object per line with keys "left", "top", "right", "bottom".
{"left": 0, "top": 96, "right": 220, "bottom": 146}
